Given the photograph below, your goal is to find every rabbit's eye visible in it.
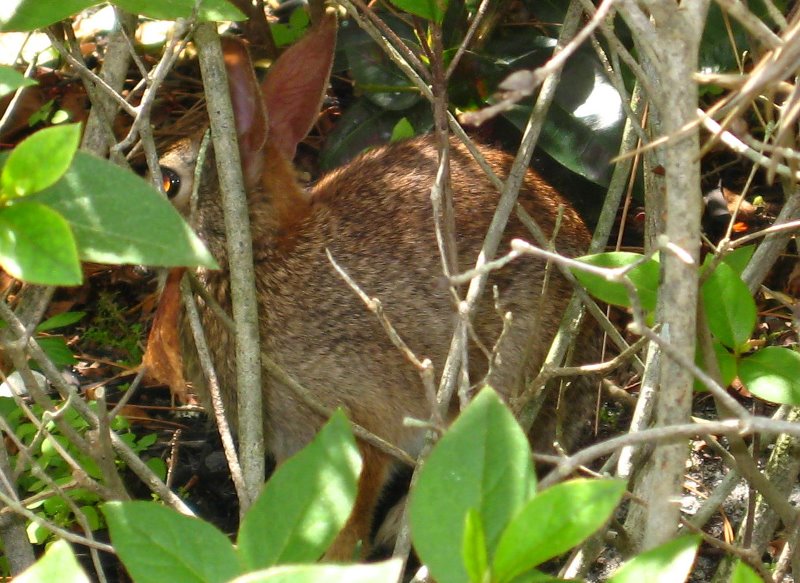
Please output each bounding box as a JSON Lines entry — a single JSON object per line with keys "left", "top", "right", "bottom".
{"left": 160, "top": 167, "right": 182, "bottom": 199}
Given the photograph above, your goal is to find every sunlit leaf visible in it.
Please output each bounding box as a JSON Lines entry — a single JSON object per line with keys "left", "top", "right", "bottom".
{"left": 739, "top": 347, "right": 800, "bottom": 405}
{"left": 2, "top": 124, "right": 81, "bottom": 198}
{"left": 0, "top": 201, "right": 81, "bottom": 285}
{"left": 0, "top": 65, "right": 36, "bottom": 98}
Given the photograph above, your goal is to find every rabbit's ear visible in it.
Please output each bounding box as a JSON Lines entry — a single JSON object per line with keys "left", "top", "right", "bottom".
{"left": 221, "top": 37, "right": 268, "bottom": 188}
{"left": 262, "top": 9, "right": 337, "bottom": 161}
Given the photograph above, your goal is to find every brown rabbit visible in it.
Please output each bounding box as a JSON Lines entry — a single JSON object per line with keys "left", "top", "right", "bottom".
{"left": 158, "top": 13, "right": 594, "bottom": 559}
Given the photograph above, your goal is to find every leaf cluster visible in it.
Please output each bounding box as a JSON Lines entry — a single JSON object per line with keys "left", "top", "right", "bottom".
{"left": 573, "top": 247, "right": 800, "bottom": 406}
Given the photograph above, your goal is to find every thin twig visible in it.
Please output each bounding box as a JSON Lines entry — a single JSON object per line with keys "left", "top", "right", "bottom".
{"left": 540, "top": 416, "right": 800, "bottom": 489}
{"left": 194, "top": 22, "right": 265, "bottom": 511}
{"left": 681, "top": 519, "right": 775, "bottom": 582}
{"left": 45, "top": 29, "right": 137, "bottom": 118}
{"left": 445, "top": 0, "right": 491, "bottom": 80}
{"left": 180, "top": 276, "right": 249, "bottom": 505}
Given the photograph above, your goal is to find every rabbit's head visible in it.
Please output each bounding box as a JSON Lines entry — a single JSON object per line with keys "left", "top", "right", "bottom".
{"left": 156, "top": 12, "right": 337, "bottom": 265}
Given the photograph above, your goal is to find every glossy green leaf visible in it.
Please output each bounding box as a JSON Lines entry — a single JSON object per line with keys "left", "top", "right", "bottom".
{"left": 0, "top": 66, "right": 36, "bottom": 98}
{"left": 462, "top": 509, "right": 489, "bottom": 583}
{"left": 701, "top": 262, "right": 756, "bottom": 350}
{"left": 319, "top": 99, "right": 432, "bottom": 170}
{"left": 29, "top": 152, "right": 216, "bottom": 269}
{"left": 501, "top": 48, "right": 624, "bottom": 187}
{"left": 739, "top": 347, "right": 800, "bottom": 405}
{"left": 0, "top": 0, "right": 94, "bottom": 32}
{"left": 103, "top": 501, "right": 241, "bottom": 583}
{"left": 410, "top": 388, "right": 535, "bottom": 583}
{"left": 113, "top": 0, "right": 245, "bottom": 22}
{"left": 36, "top": 311, "right": 85, "bottom": 332}
{"left": 228, "top": 560, "right": 403, "bottom": 583}
{"left": 16, "top": 539, "right": 90, "bottom": 583}
{"left": 2, "top": 124, "right": 81, "bottom": 198}
{"left": 493, "top": 479, "right": 626, "bottom": 582}
{"left": 731, "top": 560, "right": 762, "bottom": 583}
{"left": 541, "top": 97, "right": 622, "bottom": 187}
{"left": 238, "top": 411, "right": 361, "bottom": 569}
{"left": 609, "top": 534, "right": 701, "bottom": 583}
{"left": 342, "top": 21, "right": 422, "bottom": 112}
{"left": 572, "top": 252, "right": 659, "bottom": 312}
{"left": 389, "top": 0, "right": 448, "bottom": 23}
{"left": 0, "top": 201, "right": 81, "bottom": 285}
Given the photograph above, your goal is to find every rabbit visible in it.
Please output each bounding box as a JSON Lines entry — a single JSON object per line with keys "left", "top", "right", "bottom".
{"left": 157, "top": 12, "right": 594, "bottom": 560}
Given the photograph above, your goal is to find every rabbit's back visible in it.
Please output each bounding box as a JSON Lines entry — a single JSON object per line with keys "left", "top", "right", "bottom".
{"left": 193, "top": 135, "right": 591, "bottom": 461}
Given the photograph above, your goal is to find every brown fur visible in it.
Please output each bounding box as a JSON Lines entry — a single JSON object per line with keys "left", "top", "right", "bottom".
{"left": 159, "top": 17, "right": 594, "bottom": 560}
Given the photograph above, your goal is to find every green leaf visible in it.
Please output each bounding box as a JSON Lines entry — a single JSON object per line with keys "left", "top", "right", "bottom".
{"left": 572, "top": 252, "right": 659, "bottom": 312}
{"left": 609, "top": 534, "right": 701, "bottom": 583}
{"left": 499, "top": 46, "right": 625, "bottom": 188}
{"left": 0, "top": 65, "right": 36, "bottom": 98}
{"left": 462, "top": 509, "right": 489, "bottom": 583}
{"left": 36, "top": 336, "right": 78, "bottom": 367}
{"left": 42, "top": 495, "right": 68, "bottom": 517}
{"left": 28, "top": 99, "right": 55, "bottom": 126}
{"left": 2, "top": 124, "right": 81, "bottom": 198}
{"left": 29, "top": 152, "right": 217, "bottom": 269}
{"left": 238, "top": 411, "right": 361, "bottom": 569}
{"left": 146, "top": 457, "right": 167, "bottom": 481}
{"left": 319, "top": 99, "right": 432, "bottom": 171}
{"left": 228, "top": 560, "right": 404, "bottom": 583}
{"left": 390, "top": 118, "right": 415, "bottom": 142}
{"left": 137, "top": 433, "right": 158, "bottom": 449}
{"left": 493, "top": 479, "right": 626, "bottom": 582}
{"left": 504, "top": 574, "right": 562, "bottom": 583}
{"left": 103, "top": 501, "right": 241, "bottom": 583}
{"left": 0, "top": 201, "right": 81, "bottom": 285}
{"left": 113, "top": 0, "right": 246, "bottom": 21}
{"left": 79, "top": 504, "right": 101, "bottom": 530}
{"left": 36, "top": 311, "right": 85, "bottom": 332}
{"left": 720, "top": 245, "right": 755, "bottom": 276}
{"left": 731, "top": 560, "right": 762, "bottom": 583}
{"left": 695, "top": 340, "right": 736, "bottom": 392}
{"left": 270, "top": 6, "right": 310, "bottom": 47}
{"left": 739, "top": 347, "right": 800, "bottom": 405}
{"left": 27, "top": 520, "right": 52, "bottom": 544}
{"left": 389, "top": 0, "right": 448, "bottom": 22}
{"left": 701, "top": 262, "right": 756, "bottom": 351}
{"left": 410, "top": 388, "right": 535, "bottom": 583}
{"left": 0, "top": 0, "right": 95, "bottom": 31}
{"left": 342, "top": 22, "right": 421, "bottom": 112}
{"left": 16, "top": 539, "right": 90, "bottom": 583}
